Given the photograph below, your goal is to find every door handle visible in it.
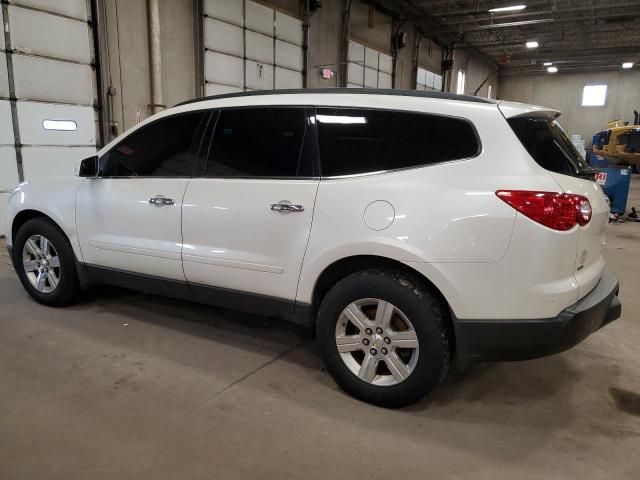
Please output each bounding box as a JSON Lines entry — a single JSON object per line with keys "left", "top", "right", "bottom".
{"left": 270, "top": 201, "right": 304, "bottom": 213}
{"left": 149, "top": 195, "right": 175, "bottom": 207}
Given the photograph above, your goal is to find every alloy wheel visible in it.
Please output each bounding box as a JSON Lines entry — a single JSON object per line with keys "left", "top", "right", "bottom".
{"left": 335, "top": 298, "right": 419, "bottom": 386}
{"left": 22, "top": 234, "right": 61, "bottom": 294}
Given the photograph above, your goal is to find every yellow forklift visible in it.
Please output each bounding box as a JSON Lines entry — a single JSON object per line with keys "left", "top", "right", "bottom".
{"left": 593, "top": 110, "right": 640, "bottom": 165}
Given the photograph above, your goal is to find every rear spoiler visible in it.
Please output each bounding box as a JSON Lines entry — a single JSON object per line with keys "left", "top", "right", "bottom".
{"left": 498, "top": 100, "right": 561, "bottom": 120}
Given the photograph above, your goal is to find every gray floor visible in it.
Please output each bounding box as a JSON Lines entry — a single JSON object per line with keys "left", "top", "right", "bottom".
{"left": 1, "top": 183, "right": 640, "bottom": 480}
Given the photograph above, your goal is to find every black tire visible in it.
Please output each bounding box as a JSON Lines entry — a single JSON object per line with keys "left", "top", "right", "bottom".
{"left": 316, "top": 269, "right": 451, "bottom": 408}
{"left": 13, "top": 217, "right": 79, "bottom": 307}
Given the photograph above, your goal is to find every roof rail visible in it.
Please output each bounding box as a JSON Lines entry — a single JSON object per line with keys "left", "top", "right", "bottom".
{"left": 175, "top": 88, "right": 496, "bottom": 107}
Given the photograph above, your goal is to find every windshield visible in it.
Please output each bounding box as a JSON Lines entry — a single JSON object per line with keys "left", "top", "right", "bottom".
{"left": 508, "top": 117, "right": 589, "bottom": 177}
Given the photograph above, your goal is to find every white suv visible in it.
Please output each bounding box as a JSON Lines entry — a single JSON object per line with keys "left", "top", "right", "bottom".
{"left": 5, "top": 90, "right": 621, "bottom": 407}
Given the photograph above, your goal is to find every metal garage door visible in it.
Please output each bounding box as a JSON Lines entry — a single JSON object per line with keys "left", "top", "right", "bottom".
{"left": 346, "top": 40, "right": 392, "bottom": 89}
{"left": 0, "top": 0, "right": 99, "bottom": 236}
{"left": 203, "top": 0, "right": 304, "bottom": 96}
{"left": 416, "top": 66, "right": 443, "bottom": 92}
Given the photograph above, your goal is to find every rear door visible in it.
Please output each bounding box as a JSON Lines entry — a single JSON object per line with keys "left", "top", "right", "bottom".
{"left": 506, "top": 115, "right": 609, "bottom": 298}
{"left": 76, "top": 111, "right": 209, "bottom": 280}
{"left": 181, "top": 106, "right": 319, "bottom": 313}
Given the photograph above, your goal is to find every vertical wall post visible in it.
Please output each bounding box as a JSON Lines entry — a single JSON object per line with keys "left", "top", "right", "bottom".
{"left": 2, "top": 2, "right": 24, "bottom": 182}
{"left": 340, "top": 0, "right": 352, "bottom": 87}
{"left": 147, "top": 0, "right": 164, "bottom": 113}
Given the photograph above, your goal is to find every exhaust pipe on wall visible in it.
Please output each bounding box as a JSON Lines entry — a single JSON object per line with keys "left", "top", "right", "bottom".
{"left": 147, "top": 0, "right": 164, "bottom": 114}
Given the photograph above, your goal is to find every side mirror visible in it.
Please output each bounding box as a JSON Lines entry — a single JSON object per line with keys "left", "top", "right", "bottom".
{"left": 78, "top": 155, "right": 99, "bottom": 178}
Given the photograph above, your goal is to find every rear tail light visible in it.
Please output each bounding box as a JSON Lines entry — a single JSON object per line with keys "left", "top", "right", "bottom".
{"left": 496, "top": 190, "right": 592, "bottom": 231}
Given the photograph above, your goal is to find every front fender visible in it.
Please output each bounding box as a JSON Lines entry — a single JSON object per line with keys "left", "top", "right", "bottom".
{"left": 6, "top": 177, "right": 84, "bottom": 261}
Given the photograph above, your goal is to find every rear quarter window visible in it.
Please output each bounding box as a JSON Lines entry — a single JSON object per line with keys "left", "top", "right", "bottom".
{"left": 508, "top": 117, "right": 589, "bottom": 177}
{"left": 316, "top": 108, "right": 480, "bottom": 177}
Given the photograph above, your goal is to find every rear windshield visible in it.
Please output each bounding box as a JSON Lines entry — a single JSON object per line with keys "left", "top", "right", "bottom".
{"left": 508, "top": 117, "right": 589, "bottom": 177}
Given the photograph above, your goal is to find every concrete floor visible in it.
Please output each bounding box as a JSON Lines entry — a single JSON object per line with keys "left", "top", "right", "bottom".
{"left": 1, "top": 184, "right": 640, "bottom": 480}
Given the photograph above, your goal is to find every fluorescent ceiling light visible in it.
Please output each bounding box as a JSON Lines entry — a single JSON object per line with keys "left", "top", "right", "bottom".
{"left": 547, "top": 66, "right": 558, "bottom": 73}
{"left": 316, "top": 115, "right": 367, "bottom": 124}
{"left": 488, "top": 4, "right": 526, "bottom": 12}
{"left": 526, "top": 41, "right": 539, "bottom": 48}
{"left": 543, "top": 62, "right": 553, "bottom": 66}
{"left": 622, "top": 62, "right": 634, "bottom": 69}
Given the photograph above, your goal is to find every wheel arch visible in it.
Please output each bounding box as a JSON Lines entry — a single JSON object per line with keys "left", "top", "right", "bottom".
{"left": 307, "top": 255, "right": 455, "bottom": 347}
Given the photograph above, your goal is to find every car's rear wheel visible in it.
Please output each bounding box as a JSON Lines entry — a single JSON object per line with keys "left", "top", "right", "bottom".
{"left": 317, "top": 269, "right": 451, "bottom": 408}
{"left": 14, "top": 218, "right": 79, "bottom": 306}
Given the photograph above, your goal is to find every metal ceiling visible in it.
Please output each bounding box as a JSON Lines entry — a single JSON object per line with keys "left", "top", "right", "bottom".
{"left": 377, "top": 0, "right": 640, "bottom": 75}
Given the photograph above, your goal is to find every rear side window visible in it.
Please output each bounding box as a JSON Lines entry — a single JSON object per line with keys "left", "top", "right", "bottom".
{"left": 316, "top": 108, "right": 479, "bottom": 177}
{"left": 508, "top": 117, "right": 589, "bottom": 177}
{"left": 205, "top": 107, "right": 307, "bottom": 178}
{"left": 102, "top": 111, "right": 206, "bottom": 177}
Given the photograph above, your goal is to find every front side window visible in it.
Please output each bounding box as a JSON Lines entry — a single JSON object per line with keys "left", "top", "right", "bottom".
{"left": 205, "top": 107, "right": 307, "bottom": 178}
{"left": 102, "top": 111, "right": 207, "bottom": 177}
{"left": 508, "top": 117, "right": 589, "bottom": 177}
{"left": 316, "top": 108, "right": 480, "bottom": 177}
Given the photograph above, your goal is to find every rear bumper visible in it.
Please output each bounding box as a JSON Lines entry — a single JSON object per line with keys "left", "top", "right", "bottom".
{"left": 454, "top": 266, "right": 621, "bottom": 361}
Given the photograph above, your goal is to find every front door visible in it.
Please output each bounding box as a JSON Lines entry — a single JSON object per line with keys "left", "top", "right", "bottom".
{"left": 76, "top": 111, "right": 209, "bottom": 280}
{"left": 181, "top": 107, "right": 318, "bottom": 309}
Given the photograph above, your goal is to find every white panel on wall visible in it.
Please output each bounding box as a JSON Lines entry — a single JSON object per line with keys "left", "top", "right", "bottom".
{"left": 17, "top": 102, "right": 96, "bottom": 146}
{"left": 364, "top": 48, "right": 378, "bottom": 69}
{"left": 379, "top": 53, "right": 393, "bottom": 75}
{"left": 0, "top": 54, "right": 9, "bottom": 98}
{"left": 0, "top": 8, "right": 5, "bottom": 51}
{"left": 205, "top": 51, "right": 243, "bottom": 88}
{"left": 204, "top": 17, "right": 243, "bottom": 57}
{"left": 8, "top": 6, "right": 91, "bottom": 63}
{"left": 425, "top": 70, "right": 435, "bottom": 89}
{"left": 13, "top": 56, "right": 93, "bottom": 105}
{"left": 417, "top": 67, "right": 427, "bottom": 86}
{"left": 0, "top": 101, "right": 15, "bottom": 145}
{"left": 347, "top": 63, "right": 364, "bottom": 86}
{"left": 205, "top": 83, "right": 243, "bottom": 96}
{"left": 434, "top": 75, "right": 442, "bottom": 91}
{"left": 21, "top": 146, "right": 95, "bottom": 181}
{"left": 275, "top": 67, "right": 302, "bottom": 89}
{"left": 245, "top": 60, "right": 273, "bottom": 90}
{"left": 245, "top": 31, "right": 273, "bottom": 65}
{"left": 275, "top": 11, "right": 303, "bottom": 46}
{"left": 275, "top": 40, "right": 303, "bottom": 71}
{"left": 204, "top": 0, "right": 243, "bottom": 25}
{"left": 13, "top": 0, "right": 88, "bottom": 21}
{"left": 348, "top": 41, "right": 365, "bottom": 63}
{"left": 378, "top": 72, "right": 392, "bottom": 89}
{"left": 0, "top": 147, "right": 19, "bottom": 190}
{"left": 364, "top": 67, "right": 377, "bottom": 88}
{"left": 245, "top": 1, "right": 273, "bottom": 36}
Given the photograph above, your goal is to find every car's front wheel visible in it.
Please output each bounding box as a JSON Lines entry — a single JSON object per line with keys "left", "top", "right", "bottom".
{"left": 317, "top": 269, "right": 451, "bottom": 408}
{"left": 13, "top": 217, "right": 79, "bottom": 307}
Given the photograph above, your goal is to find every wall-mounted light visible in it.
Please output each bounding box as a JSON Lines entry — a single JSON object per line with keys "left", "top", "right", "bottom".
{"left": 42, "top": 120, "right": 77, "bottom": 131}
{"left": 488, "top": 4, "right": 526, "bottom": 13}
{"left": 547, "top": 66, "right": 558, "bottom": 73}
{"left": 622, "top": 62, "right": 634, "bottom": 69}
{"left": 526, "top": 41, "right": 539, "bottom": 49}
{"left": 543, "top": 62, "right": 553, "bottom": 66}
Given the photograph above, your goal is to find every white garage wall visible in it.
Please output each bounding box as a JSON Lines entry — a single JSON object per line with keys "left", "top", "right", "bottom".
{"left": 346, "top": 40, "right": 392, "bottom": 89}
{"left": 203, "top": 0, "right": 304, "bottom": 95}
{"left": 0, "top": 0, "right": 100, "bottom": 236}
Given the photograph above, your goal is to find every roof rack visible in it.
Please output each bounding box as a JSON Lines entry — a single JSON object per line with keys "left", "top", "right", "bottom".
{"left": 175, "top": 88, "right": 496, "bottom": 107}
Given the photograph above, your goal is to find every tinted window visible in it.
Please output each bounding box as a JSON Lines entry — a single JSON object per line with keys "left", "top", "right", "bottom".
{"left": 205, "top": 108, "right": 307, "bottom": 177}
{"left": 508, "top": 117, "right": 589, "bottom": 177}
{"left": 102, "top": 111, "right": 206, "bottom": 177}
{"left": 316, "top": 108, "right": 479, "bottom": 177}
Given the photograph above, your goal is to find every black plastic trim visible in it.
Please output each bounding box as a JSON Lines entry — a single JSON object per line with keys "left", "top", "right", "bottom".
{"left": 82, "top": 264, "right": 313, "bottom": 326}
{"left": 175, "top": 88, "right": 496, "bottom": 108}
{"left": 453, "top": 267, "right": 621, "bottom": 362}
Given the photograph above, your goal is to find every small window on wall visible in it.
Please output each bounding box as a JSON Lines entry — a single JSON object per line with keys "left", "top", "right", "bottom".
{"left": 456, "top": 70, "right": 466, "bottom": 94}
{"left": 487, "top": 85, "right": 492, "bottom": 99}
{"left": 582, "top": 85, "right": 607, "bottom": 106}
